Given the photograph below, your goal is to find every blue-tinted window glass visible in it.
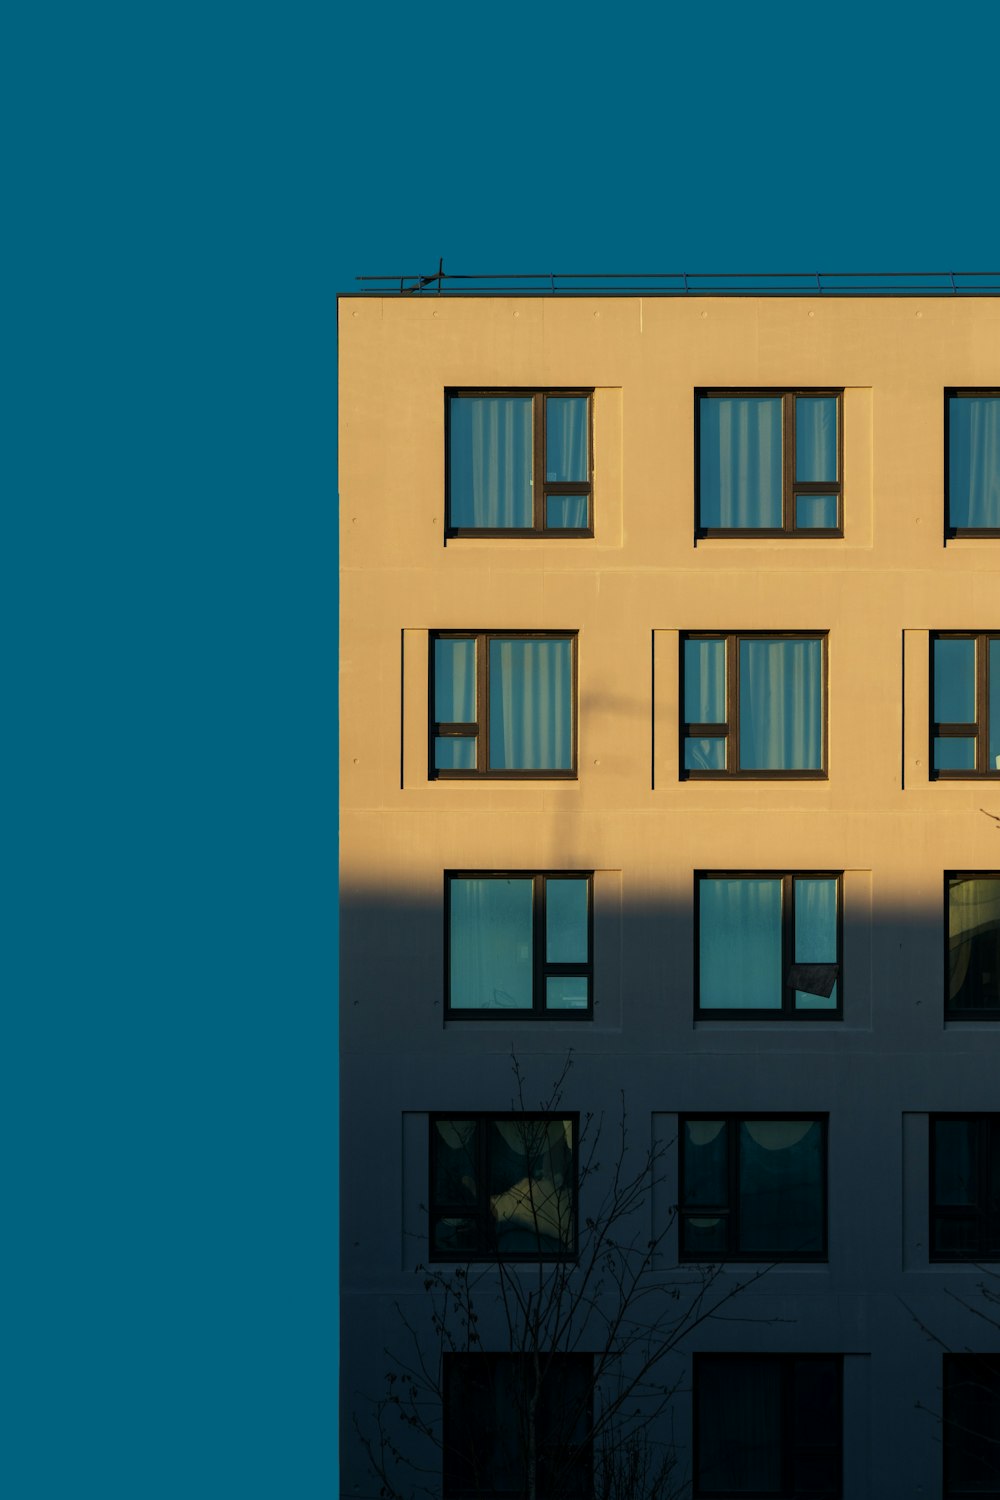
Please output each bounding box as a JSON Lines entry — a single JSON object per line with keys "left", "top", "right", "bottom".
{"left": 700, "top": 397, "right": 782, "bottom": 528}
{"left": 949, "top": 396, "right": 1000, "bottom": 530}
{"left": 435, "top": 738, "right": 477, "bottom": 771}
{"left": 684, "top": 638, "right": 726, "bottom": 722}
{"left": 795, "top": 493, "right": 839, "bottom": 529}
{"left": 489, "top": 638, "right": 572, "bottom": 770}
{"left": 795, "top": 397, "right": 838, "bottom": 481}
{"left": 935, "top": 1119, "right": 978, "bottom": 1205}
{"left": 545, "top": 493, "right": 589, "bottom": 529}
{"left": 684, "top": 737, "right": 727, "bottom": 772}
{"left": 739, "top": 1120, "right": 823, "bottom": 1254}
{"left": 450, "top": 879, "right": 533, "bottom": 1010}
{"left": 699, "top": 878, "right": 782, "bottom": 1010}
{"left": 546, "top": 398, "right": 589, "bottom": 481}
{"left": 794, "top": 878, "right": 838, "bottom": 1010}
{"left": 435, "top": 638, "right": 476, "bottom": 722}
{"left": 449, "top": 396, "right": 533, "bottom": 529}
{"left": 683, "top": 1119, "right": 727, "bottom": 1203}
{"left": 546, "top": 879, "right": 588, "bottom": 963}
{"left": 697, "top": 1358, "right": 782, "bottom": 1494}
{"left": 934, "top": 738, "right": 977, "bottom": 772}
{"left": 990, "top": 640, "right": 1000, "bottom": 772}
{"left": 545, "top": 976, "right": 589, "bottom": 1010}
{"left": 934, "top": 637, "right": 976, "bottom": 723}
{"left": 739, "top": 637, "right": 823, "bottom": 770}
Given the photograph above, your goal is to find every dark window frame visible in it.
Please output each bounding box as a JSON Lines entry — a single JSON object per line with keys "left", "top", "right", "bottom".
{"left": 943, "top": 1354, "right": 1000, "bottom": 1500}
{"left": 930, "top": 1114, "right": 1000, "bottom": 1262}
{"left": 679, "top": 1114, "right": 829, "bottom": 1264}
{"left": 681, "top": 630, "right": 829, "bottom": 780}
{"left": 693, "top": 1353, "right": 843, "bottom": 1499}
{"left": 430, "top": 629, "right": 579, "bottom": 780}
{"left": 945, "top": 388, "right": 1000, "bottom": 539}
{"left": 445, "top": 871, "right": 594, "bottom": 1021}
{"left": 695, "top": 871, "right": 843, "bottom": 1021}
{"left": 446, "top": 388, "right": 594, "bottom": 538}
{"left": 429, "top": 1112, "right": 579, "bottom": 1264}
{"left": 931, "top": 632, "right": 1000, "bottom": 778}
{"left": 945, "top": 872, "right": 1000, "bottom": 1020}
{"left": 695, "top": 388, "right": 844, "bottom": 538}
{"left": 443, "top": 1351, "right": 594, "bottom": 1500}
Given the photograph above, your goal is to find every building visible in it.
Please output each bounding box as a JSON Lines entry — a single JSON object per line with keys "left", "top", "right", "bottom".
{"left": 339, "top": 276, "right": 1000, "bottom": 1498}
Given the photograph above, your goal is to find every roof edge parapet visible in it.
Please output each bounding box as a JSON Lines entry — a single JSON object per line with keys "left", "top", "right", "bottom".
{"left": 352, "top": 266, "right": 1000, "bottom": 298}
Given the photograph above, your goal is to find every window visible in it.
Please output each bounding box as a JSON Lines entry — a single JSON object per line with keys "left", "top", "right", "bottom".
{"left": 432, "top": 631, "right": 577, "bottom": 778}
{"left": 696, "top": 873, "right": 841, "bottom": 1018}
{"left": 682, "top": 633, "right": 827, "bottom": 777}
{"left": 694, "top": 1355, "right": 842, "bottom": 1498}
{"left": 447, "top": 390, "right": 593, "bottom": 535}
{"left": 444, "top": 1353, "right": 592, "bottom": 1499}
{"left": 430, "top": 1115, "right": 576, "bottom": 1260}
{"left": 947, "top": 875, "right": 1000, "bottom": 1017}
{"left": 697, "top": 390, "right": 842, "bottom": 535}
{"left": 932, "top": 634, "right": 1000, "bottom": 776}
{"left": 447, "top": 874, "right": 592, "bottom": 1018}
{"left": 944, "top": 1355, "right": 1000, "bottom": 1499}
{"left": 680, "top": 1116, "right": 827, "bottom": 1261}
{"left": 930, "top": 1116, "right": 1000, "bottom": 1260}
{"left": 947, "top": 391, "right": 1000, "bottom": 535}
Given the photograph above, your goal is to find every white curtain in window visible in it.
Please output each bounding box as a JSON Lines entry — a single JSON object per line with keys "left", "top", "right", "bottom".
{"left": 952, "top": 398, "right": 1000, "bottom": 528}
{"left": 489, "top": 639, "right": 572, "bottom": 770}
{"left": 703, "top": 398, "right": 782, "bottom": 527}
{"left": 740, "top": 638, "right": 822, "bottom": 770}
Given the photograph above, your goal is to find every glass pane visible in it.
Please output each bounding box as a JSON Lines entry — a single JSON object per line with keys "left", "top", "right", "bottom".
{"left": 681, "top": 1215, "right": 728, "bottom": 1256}
{"left": 739, "top": 637, "right": 823, "bottom": 771}
{"left": 793, "top": 1360, "right": 841, "bottom": 1448}
{"left": 545, "top": 493, "right": 589, "bottom": 529}
{"left": 949, "top": 396, "right": 1000, "bottom": 530}
{"left": 933, "top": 1214, "right": 980, "bottom": 1257}
{"left": 546, "top": 397, "right": 589, "bottom": 481}
{"left": 700, "top": 878, "right": 782, "bottom": 1009}
{"left": 699, "top": 396, "right": 782, "bottom": 528}
{"left": 685, "top": 737, "right": 727, "bottom": 771}
{"left": 794, "top": 878, "right": 838, "bottom": 1009}
{"left": 935, "top": 1119, "right": 978, "bottom": 1206}
{"left": 948, "top": 877, "right": 1000, "bottom": 1012}
{"left": 934, "top": 737, "right": 976, "bottom": 772}
{"left": 795, "top": 397, "right": 838, "bottom": 481}
{"left": 545, "top": 975, "right": 589, "bottom": 1010}
{"left": 434, "top": 1119, "right": 478, "bottom": 1205}
{"left": 489, "top": 1119, "right": 574, "bottom": 1252}
{"left": 435, "top": 637, "right": 476, "bottom": 722}
{"left": 448, "top": 396, "right": 533, "bottom": 529}
{"left": 934, "top": 637, "right": 976, "bottom": 723}
{"left": 739, "top": 1119, "right": 823, "bottom": 1254}
{"left": 449, "top": 879, "right": 533, "bottom": 1010}
{"left": 946, "top": 1359, "right": 1000, "bottom": 1491}
{"left": 697, "top": 1358, "right": 782, "bottom": 1494}
{"left": 990, "top": 639, "right": 1000, "bottom": 771}
{"left": 489, "top": 638, "right": 572, "bottom": 771}
{"left": 795, "top": 493, "right": 839, "bottom": 529}
{"left": 435, "top": 737, "right": 477, "bottom": 771}
{"left": 546, "top": 879, "right": 588, "bottom": 962}
{"left": 684, "top": 638, "right": 726, "bottom": 723}
{"left": 683, "top": 1118, "right": 727, "bottom": 1203}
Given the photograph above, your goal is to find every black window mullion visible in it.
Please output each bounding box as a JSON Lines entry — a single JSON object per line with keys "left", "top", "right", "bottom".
{"left": 783, "top": 394, "right": 795, "bottom": 531}
{"left": 983, "top": 632, "right": 991, "bottom": 769}
{"left": 534, "top": 395, "right": 545, "bottom": 531}
{"left": 728, "top": 636, "right": 739, "bottom": 772}
{"left": 782, "top": 875, "right": 795, "bottom": 1014}
{"left": 477, "top": 634, "right": 488, "bottom": 773}
{"left": 534, "top": 875, "right": 546, "bottom": 1015}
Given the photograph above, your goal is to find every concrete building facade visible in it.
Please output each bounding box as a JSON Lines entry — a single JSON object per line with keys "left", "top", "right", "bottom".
{"left": 339, "top": 287, "right": 1000, "bottom": 1498}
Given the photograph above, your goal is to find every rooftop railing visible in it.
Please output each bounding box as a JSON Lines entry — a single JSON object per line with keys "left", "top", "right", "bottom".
{"left": 354, "top": 265, "right": 1000, "bottom": 297}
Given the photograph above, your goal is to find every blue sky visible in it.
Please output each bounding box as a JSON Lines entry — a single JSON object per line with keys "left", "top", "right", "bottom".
{"left": 7, "top": 2, "right": 1000, "bottom": 1495}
